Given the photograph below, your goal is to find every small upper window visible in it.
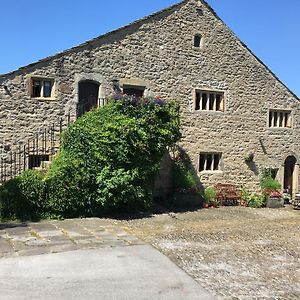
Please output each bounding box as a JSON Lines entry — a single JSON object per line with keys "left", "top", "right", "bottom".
{"left": 123, "top": 85, "right": 145, "bottom": 97}
{"left": 195, "top": 90, "right": 224, "bottom": 112}
{"left": 269, "top": 110, "right": 292, "bottom": 128}
{"left": 194, "top": 34, "right": 202, "bottom": 48}
{"left": 30, "top": 77, "right": 54, "bottom": 98}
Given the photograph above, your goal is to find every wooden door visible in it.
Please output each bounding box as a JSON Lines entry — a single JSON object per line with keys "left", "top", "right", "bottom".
{"left": 77, "top": 81, "right": 99, "bottom": 118}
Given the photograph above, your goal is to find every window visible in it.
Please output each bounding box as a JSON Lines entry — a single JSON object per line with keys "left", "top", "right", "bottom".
{"left": 194, "top": 34, "right": 202, "bottom": 48}
{"left": 269, "top": 110, "right": 291, "bottom": 128}
{"left": 195, "top": 90, "right": 224, "bottom": 112}
{"left": 30, "top": 77, "right": 54, "bottom": 98}
{"left": 199, "top": 153, "right": 222, "bottom": 172}
{"left": 28, "top": 154, "right": 50, "bottom": 169}
{"left": 123, "top": 85, "right": 145, "bottom": 97}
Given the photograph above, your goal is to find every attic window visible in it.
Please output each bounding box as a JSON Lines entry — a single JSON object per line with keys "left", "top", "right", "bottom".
{"left": 194, "top": 34, "right": 202, "bottom": 48}
{"left": 196, "top": 8, "right": 203, "bottom": 15}
{"left": 123, "top": 85, "right": 145, "bottom": 97}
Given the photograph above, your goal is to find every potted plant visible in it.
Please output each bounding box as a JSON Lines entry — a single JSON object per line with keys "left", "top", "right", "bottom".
{"left": 244, "top": 151, "right": 255, "bottom": 162}
{"left": 267, "top": 191, "right": 284, "bottom": 208}
{"left": 260, "top": 173, "right": 283, "bottom": 208}
{"left": 203, "top": 186, "right": 217, "bottom": 208}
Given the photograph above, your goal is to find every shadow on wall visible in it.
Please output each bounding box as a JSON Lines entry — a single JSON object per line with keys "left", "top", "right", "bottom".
{"left": 245, "top": 160, "right": 259, "bottom": 176}
{"left": 154, "top": 146, "right": 204, "bottom": 212}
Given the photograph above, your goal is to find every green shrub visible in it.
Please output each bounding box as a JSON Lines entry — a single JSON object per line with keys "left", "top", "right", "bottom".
{"left": 247, "top": 193, "right": 265, "bottom": 208}
{"left": 203, "top": 186, "right": 217, "bottom": 205}
{"left": 240, "top": 185, "right": 251, "bottom": 206}
{"left": 0, "top": 170, "right": 45, "bottom": 220}
{"left": 173, "top": 164, "right": 197, "bottom": 192}
{"left": 171, "top": 146, "right": 199, "bottom": 194}
{"left": 45, "top": 96, "right": 180, "bottom": 217}
{"left": 260, "top": 174, "right": 281, "bottom": 193}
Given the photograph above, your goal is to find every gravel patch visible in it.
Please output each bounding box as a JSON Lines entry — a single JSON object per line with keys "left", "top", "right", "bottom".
{"left": 119, "top": 206, "right": 300, "bottom": 299}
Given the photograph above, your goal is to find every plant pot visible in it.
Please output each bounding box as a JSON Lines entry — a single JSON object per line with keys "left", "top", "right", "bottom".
{"left": 267, "top": 197, "right": 284, "bottom": 208}
{"left": 203, "top": 203, "right": 209, "bottom": 208}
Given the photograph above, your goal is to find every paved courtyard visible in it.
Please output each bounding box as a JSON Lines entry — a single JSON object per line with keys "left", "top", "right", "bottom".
{"left": 0, "top": 207, "right": 299, "bottom": 299}
{"left": 0, "top": 218, "right": 144, "bottom": 258}
{"left": 0, "top": 218, "right": 215, "bottom": 300}
{"left": 119, "top": 206, "right": 300, "bottom": 300}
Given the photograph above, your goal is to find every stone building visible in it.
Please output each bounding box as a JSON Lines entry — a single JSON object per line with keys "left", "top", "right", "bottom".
{"left": 0, "top": 0, "right": 299, "bottom": 195}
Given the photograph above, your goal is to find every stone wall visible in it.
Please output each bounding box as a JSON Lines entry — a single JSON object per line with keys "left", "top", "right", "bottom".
{"left": 0, "top": 0, "right": 299, "bottom": 192}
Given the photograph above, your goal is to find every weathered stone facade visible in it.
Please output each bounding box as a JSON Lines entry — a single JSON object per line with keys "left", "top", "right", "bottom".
{"left": 0, "top": 0, "right": 299, "bottom": 193}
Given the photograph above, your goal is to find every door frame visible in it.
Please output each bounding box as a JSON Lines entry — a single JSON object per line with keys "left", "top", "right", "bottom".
{"left": 283, "top": 155, "right": 299, "bottom": 198}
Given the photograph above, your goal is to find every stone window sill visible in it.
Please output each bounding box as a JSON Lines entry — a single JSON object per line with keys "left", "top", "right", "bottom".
{"left": 193, "top": 110, "right": 224, "bottom": 114}
{"left": 199, "top": 170, "right": 224, "bottom": 175}
{"left": 31, "top": 97, "right": 57, "bottom": 101}
{"left": 268, "top": 127, "right": 293, "bottom": 130}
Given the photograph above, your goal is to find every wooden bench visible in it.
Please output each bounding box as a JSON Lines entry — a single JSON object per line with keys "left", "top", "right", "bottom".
{"left": 215, "top": 183, "right": 241, "bottom": 206}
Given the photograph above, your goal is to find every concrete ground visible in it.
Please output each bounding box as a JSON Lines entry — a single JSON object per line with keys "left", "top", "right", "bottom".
{"left": 0, "top": 218, "right": 216, "bottom": 300}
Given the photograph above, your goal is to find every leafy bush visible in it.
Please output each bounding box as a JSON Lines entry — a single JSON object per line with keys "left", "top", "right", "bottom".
{"left": 260, "top": 173, "right": 281, "bottom": 193}
{"left": 45, "top": 96, "right": 180, "bottom": 217}
{"left": 247, "top": 193, "right": 265, "bottom": 208}
{"left": 240, "top": 185, "right": 251, "bottom": 206}
{"left": 0, "top": 170, "right": 45, "bottom": 220}
{"left": 203, "top": 186, "right": 217, "bottom": 206}
{"left": 172, "top": 153, "right": 198, "bottom": 193}
{"left": 240, "top": 185, "right": 266, "bottom": 208}
{"left": 171, "top": 146, "right": 199, "bottom": 193}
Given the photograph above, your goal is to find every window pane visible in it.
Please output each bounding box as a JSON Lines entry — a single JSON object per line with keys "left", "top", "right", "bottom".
{"left": 195, "top": 92, "right": 200, "bottom": 110}
{"left": 269, "top": 112, "right": 272, "bottom": 127}
{"left": 216, "top": 94, "right": 222, "bottom": 111}
{"left": 213, "top": 154, "right": 220, "bottom": 170}
{"left": 279, "top": 112, "right": 283, "bottom": 127}
{"left": 206, "top": 154, "right": 212, "bottom": 170}
{"left": 199, "top": 154, "right": 205, "bottom": 172}
{"left": 202, "top": 93, "right": 208, "bottom": 110}
{"left": 123, "top": 86, "right": 144, "bottom": 97}
{"left": 209, "top": 94, "right": 214, "bottom": 110}
{"left": 32, "top": 80, "right": 41, "bottom": 97}
{"left": 194, "top": 34, "right": 201, "bottom": 47}
{"left": 43, "top": 81, "right": 52, "bottom": 97}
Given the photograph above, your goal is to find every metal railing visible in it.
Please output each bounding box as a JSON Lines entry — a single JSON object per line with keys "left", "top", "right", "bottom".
{"left": 0, "top": 111, "right": 73, "bottom": 184}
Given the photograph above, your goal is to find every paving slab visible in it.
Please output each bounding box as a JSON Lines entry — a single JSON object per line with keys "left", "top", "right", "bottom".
{"left": 0, "top": 245, "right": 216, "bottom": 300}
{"left": 0, "top": 238, "right": 13, "bottom": 253}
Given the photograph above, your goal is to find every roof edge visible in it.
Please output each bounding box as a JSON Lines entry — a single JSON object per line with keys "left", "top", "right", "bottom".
{"left": 201, "top": 0, "right": 299, "bottom": 101}
{"left": 0, "top": 0, "right": 186, "bottom": 78}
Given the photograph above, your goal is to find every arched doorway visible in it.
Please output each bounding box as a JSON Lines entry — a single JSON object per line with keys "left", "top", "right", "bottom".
{"left": 77, "top": 81, "right": 99, "bottom": 118}
{"left": 284, "top": 155, "right": 297, "bottom": 195}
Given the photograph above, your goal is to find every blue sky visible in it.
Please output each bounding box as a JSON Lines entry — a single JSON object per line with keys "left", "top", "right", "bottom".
{"left": 0, "top": 0, "right": 299, "bottom": 97}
